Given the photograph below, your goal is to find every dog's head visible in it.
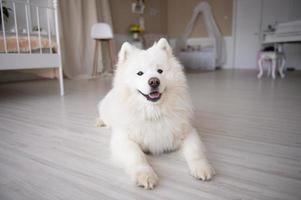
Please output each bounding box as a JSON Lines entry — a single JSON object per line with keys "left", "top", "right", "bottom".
{"left": 114, "top": 38, "right": 185, "bottom": 105}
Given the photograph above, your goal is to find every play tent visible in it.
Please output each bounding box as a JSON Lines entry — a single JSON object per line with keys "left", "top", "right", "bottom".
{"left": 175, "top": 1, "right": 225, "bottom": 70}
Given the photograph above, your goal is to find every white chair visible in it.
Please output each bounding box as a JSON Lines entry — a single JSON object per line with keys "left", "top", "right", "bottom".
{"left": 91, "top": 23, "right": 115, "bottom": 72}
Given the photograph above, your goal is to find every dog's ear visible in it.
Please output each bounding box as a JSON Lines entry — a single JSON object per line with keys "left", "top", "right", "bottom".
{"left": 118, "top": 42, "right": 133, "bottom": 63}
{"left": 157, "top": 38, "right": 172, "bottom": 56}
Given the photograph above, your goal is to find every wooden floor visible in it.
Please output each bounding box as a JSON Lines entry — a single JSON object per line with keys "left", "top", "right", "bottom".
{"left": 0, "top": 70, "right": 301, "bottom": 200}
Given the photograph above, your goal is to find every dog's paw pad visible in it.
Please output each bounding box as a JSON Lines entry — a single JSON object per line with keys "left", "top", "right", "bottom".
{"left": 135, "top": 169, "right": 158, "bottom": 189}
{"left": 189, "top": 160, "right": 215, "bottom": 181}
{"left": 95, "top": 118, "right": 105, "bottom": 127}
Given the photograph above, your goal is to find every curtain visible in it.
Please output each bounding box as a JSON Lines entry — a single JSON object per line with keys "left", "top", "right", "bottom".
{"left": 59, "top": 0, "right": 113, "bottom": 79}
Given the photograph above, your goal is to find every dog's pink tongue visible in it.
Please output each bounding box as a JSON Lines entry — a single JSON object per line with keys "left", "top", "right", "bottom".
{"left": 149, "top": 92, "right": 160, "bottom": 99}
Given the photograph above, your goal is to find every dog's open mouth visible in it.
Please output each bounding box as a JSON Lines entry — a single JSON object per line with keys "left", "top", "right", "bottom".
{"left": 138, "top": 90, "right": 162, "bottom": 102}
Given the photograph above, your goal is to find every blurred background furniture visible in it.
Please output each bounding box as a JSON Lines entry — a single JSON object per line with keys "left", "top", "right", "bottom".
{"left": 175, "top": 1, "right": 225, "bottom": 71}
{"left": 0, "top": 0, "right": 64, "bottom": 95}
{"left": 91, "top": 23, "right": 114, "bottom": 72}
{"left": 260, "top": 20, "right": 301, "bottom": 75}
{"left": 257, "top": 50, "right": 285, "bottom": 79}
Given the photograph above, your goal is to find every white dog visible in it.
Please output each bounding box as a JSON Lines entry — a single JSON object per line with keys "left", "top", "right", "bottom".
{"left": 97, "top": 38, "right": 215, "bottom": 189}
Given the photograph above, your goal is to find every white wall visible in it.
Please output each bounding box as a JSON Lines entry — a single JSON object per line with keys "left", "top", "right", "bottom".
{"left": 261, "top": 0, "right": 291, "bottom": 29}
{"left": 234, "top": 0, "right": 262, "bottom": 69}
{"left": 262, "top": 0, "right": 301, "bottom": 28}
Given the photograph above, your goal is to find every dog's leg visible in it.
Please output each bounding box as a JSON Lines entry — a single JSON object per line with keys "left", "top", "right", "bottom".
{"left": 111, "top": 134, "right": 158, "bottom": 189}
{"left": 181, "top": 128, "right": 215, "bottom": 181}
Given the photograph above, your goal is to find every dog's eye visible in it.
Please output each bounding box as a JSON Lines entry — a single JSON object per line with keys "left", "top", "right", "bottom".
{"left": 157, "top": 69, "right": 163, "bottom": 74}
{"left": 137, "top": 71, "right": 144, "bottom": 76}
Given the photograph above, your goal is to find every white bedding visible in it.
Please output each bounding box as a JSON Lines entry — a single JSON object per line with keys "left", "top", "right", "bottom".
{"left": 179, "top": 48, "right": 215, "bottom": 70}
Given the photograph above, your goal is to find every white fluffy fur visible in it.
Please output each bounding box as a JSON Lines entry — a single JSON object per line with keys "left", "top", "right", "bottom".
{"left": 97, "top": 38, "right": 215, "bottom": 189}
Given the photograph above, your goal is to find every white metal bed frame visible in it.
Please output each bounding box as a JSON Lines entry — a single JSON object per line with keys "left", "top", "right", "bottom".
{"left": 0, "top": 0, "right": 64, "bottom": 96}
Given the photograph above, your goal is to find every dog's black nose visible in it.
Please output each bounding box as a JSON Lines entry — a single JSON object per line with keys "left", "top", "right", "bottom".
{"left": 148, "top": 77, "right": 160, "bottom": 88}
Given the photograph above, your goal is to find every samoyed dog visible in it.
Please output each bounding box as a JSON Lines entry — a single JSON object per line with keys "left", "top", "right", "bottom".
{"left": 97, "top": 38, "right": 215, "bottom": 189}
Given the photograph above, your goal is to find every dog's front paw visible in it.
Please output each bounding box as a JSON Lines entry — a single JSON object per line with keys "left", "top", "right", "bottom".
{"left": 135, "top": 168, "right": 158, "bottom": 189}
{"left": 189, "top": 159, "right": 215, "bottom": 181}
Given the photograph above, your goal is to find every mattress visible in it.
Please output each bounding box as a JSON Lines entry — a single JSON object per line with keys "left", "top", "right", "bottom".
{"left": 0, "top": 34, "right": 57, "bottom": 53}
